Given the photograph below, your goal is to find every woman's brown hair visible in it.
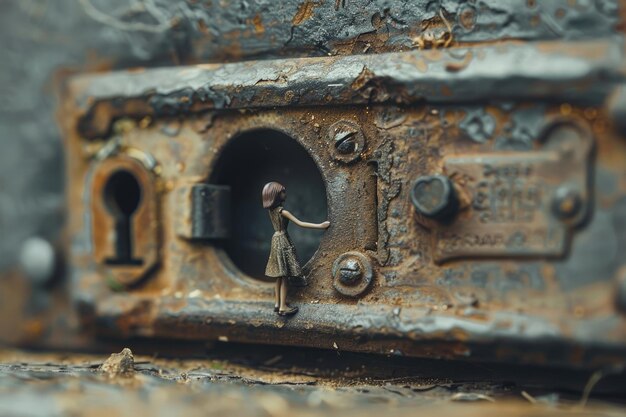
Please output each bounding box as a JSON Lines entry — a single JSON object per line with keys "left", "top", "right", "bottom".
{"left": 262, "top": 182, "right": 286, "bottom": 209}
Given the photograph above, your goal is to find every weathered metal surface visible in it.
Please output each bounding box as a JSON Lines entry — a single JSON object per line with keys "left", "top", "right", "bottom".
{"left": 1, "top": 0, "right": 626, "bottom": 379}
{"left": 425, "top": 119, "right": 594, "bottom": 262}
{"left": 59, "top": 23, "right": 626, "bottom": 368}
{"left": 69, "top": 39, "right": 625, "bottom": 139}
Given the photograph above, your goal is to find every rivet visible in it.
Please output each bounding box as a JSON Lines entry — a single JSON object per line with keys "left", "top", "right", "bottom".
{"left": 551, "top": 186, "right": 582, "bottom": 221}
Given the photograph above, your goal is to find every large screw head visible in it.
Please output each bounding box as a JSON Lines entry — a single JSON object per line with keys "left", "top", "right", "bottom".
{"left": 338, "top": 257, "right": 362, "bottom": 285}
{"left": 410, "top": 175, "right": 459, "bottom": 223}
{"left": 332, "top": 251, "right": 373, "bottom": 297}
{"left": 327, "top": 120, "right": 365, "bottom": 164}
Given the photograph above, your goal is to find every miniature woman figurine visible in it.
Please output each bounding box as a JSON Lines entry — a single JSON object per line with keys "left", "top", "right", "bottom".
{"left": 262, "top": 182, "right": 330, "bottom": 316}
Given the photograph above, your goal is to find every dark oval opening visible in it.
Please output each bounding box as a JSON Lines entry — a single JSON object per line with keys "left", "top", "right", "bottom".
{"left": 211, "top": 129, "right": 327, "bottom": 280}
{"left": 103, "top": 170, "right": 142, "bottom": 217}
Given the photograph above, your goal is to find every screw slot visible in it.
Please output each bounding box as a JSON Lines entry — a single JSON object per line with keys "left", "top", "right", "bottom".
{"left": 332, "top": 251, "right": 373, "bottom": 297}
{"left": 334, "top": 130, "right": 359, "bottom": 154}
{"left": 338, "top": 258, "right": 363, "bottom": 285}
{"left": 327, "top": 120, "right": 365, "bottom": 164}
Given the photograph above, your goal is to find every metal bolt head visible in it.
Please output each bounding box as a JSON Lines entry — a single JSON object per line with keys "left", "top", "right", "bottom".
{"left": 332, "top": 251, "right": 373, "bottom": 297}
{"left": 327, "top": 120, "right": 365, "bottom": 164}
{"left": 410, "top": 175, "right": 459, "bottom": 222}
{"left": 338, "top": 258, "right": 363, "bottom": 285}
{"left": 334, "top": 128, "right": 359, "bottom": 154}
{"left": 552, "top": 186, "right": 582, "bottom": 220}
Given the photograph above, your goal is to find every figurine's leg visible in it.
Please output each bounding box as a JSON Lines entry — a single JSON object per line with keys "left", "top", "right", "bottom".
{"left": 278, "top": 277, "right": 298, "bottom": 316}
{"left": 279, "top": 277, "right": 288, "bottom": 310}
{"left": 274, "top": 278, "right": 281, "bottom": 312}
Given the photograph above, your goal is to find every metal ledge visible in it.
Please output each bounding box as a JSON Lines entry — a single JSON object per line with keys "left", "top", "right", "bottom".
{"left": 68, "top": 38, "right": 626, "bottom": 139}
{"left": 88, "top": 295, "right": 626, "bottom": 369}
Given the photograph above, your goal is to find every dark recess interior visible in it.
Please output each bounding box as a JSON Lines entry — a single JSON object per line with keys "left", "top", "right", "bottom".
{"left": 211, "top": 129, "right": 327, "bottom": 280}
{"left": 103, "top": 170, "right": 143, "bottom": 265}
{"left": 103, "top": 170, "right": 142, "bottom": 217}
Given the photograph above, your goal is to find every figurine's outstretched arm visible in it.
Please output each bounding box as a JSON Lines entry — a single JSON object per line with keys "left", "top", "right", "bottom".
{"left": 281, "top": 210, "right": 330, "bottom": 230}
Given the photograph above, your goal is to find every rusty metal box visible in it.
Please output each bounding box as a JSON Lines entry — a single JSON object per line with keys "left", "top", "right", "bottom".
{"left": 60, "top": 37, "right": 626, "bottom": 368}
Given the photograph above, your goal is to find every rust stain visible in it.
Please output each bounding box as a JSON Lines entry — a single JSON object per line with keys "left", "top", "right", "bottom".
{"left": 351, "top": 66, "right": 376, "bottom": 91}
{"left": 292, "top": 1, "right": 322, "bottom": 26}
{"left": 251, "top": 14, "right": 265, "bottom": 34}
{"left": 445, "top": 51, "right": 473, "bottom": 73}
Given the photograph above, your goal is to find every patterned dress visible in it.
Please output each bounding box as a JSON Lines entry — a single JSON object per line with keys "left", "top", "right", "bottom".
{"left": 265, "top": 206, "right": 302, "bottom": 278}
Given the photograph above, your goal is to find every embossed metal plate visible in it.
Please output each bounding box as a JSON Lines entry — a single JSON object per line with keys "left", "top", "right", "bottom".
{"left": 431, "top": 121, "right": 593, "bottom": 263}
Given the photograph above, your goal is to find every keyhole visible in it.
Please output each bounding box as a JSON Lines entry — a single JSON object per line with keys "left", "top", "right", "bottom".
{"left": 103, "top": 170, "right": 143, "bottom": 266}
